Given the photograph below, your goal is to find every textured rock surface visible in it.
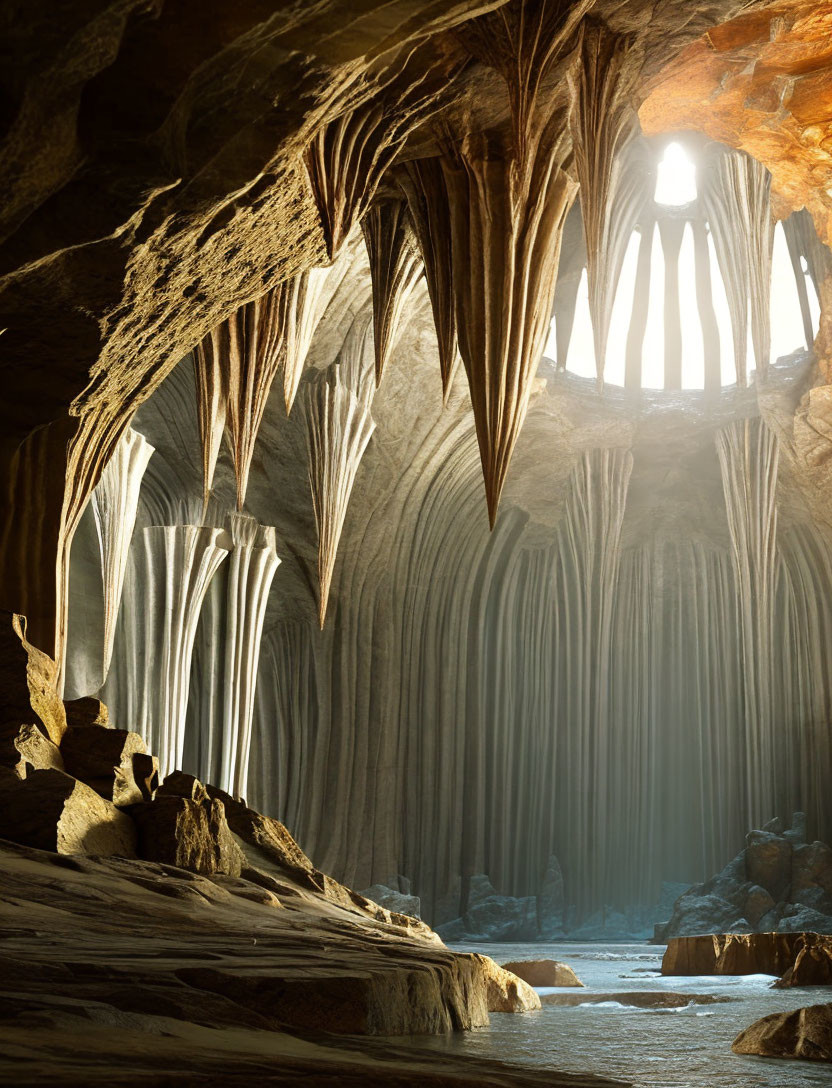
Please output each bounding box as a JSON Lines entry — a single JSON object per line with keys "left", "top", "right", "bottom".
{"left": 60, "top": 723, "right": 150, "bottom": 806}
{"left": 0, "top": 613, "right": 66, "bottom": 760}
{"left": 0, "top": 839, "right": 621, "bottom": 1087}
{"left": 501, "top": 960, "right": 584, "bottom": 988}
{"left": 732, "top": 1003, "right": 832, "bottom": 1063}
{"left": 361, "top": 883, "right": 422, "bottom": 919}
{"left": 0, "top": 768, "right": 136, "bottom": 857}
{"left": 132, "top": 794, "right": 244, "bottom": 877}
{"left": 662, "top": 932, "right": 832, "bottom": 980}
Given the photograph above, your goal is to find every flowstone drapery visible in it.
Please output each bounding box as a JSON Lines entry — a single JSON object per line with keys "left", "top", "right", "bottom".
{"left": 716, "top": 418, "right": 779, "bottom": 825}
{"left": 90, "top": 426, "right": 155, "bottom": 681}
{"left": 132, "top": 525, "right": 229, "bottom": 779}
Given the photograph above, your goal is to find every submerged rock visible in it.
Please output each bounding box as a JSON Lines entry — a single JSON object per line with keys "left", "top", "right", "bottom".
{"left": 732, "top": 1003, "right": 832, "bottom": 1062}
{"left": 500, "top": 959, "right": 583, "bottom": 988}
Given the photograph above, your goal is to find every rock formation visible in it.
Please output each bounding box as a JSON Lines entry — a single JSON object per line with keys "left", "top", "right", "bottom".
{"left": 659, "top": 814, "right": 832, "bottom": 940}
{"left": 733, "top": 1004, "right": 832, "bottom": 1064}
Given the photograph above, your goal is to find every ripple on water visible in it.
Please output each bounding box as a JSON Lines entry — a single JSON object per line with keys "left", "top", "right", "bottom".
{"left": 401, "top": 941, "right": 832, "bottom": 1088}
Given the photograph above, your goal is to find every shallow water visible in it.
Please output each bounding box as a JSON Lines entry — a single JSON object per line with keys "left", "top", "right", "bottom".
{"left": 407, "top": 941, "right": 832, "bottom": 1087}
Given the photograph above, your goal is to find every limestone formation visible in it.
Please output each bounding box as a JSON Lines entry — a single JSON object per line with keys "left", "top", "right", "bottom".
{"left": 304, "top": 346, "right": 377, "bottom": 627}
{"left": 701, "top": 146, "right": 774, "bottom": 384}
{"left": 193, "top": 328, "right": 229, "bottom": 510}
{"left": 89, "top": 426, "right": 154, "bottom": 680}
{"left": 569, "top": 20, "right": 643, "bottom": 381}
{"left": 0, "top": 768, "right": 136, "bottom": 857}
{"left": 398, "top": 158, "right": 461, "bottom": 400}
{"left": 500, "top": 960, "right": 584, "bottom": 988}
{"left": 661, "top": 932, "right": 832, "bottom": 981}
{"left": 361, "top": 199, "right": 423, "bottom": 385}
{"left": 442, "top": 2, "right": 582, "bottom": 524}
{"left": 280, "top": 267, "right": 339, "bottom": 413}
{"left": 132, "top": 526, "right": 230, "bottom": 778}
{"left": 733, "top": 1004, "right": 832, "bottom": 1063}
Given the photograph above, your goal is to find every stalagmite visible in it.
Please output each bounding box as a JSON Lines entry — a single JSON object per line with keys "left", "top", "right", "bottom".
{"left": 399, "top": 158, "right": 460, "bottom": 399}
{"left": 442, "top": 2, "right": 583, "bottom": 524}
{"left": 89, "top": 426, "right": 154, "bottom": 681}
{"left": 133, "top": 525, "right": 229, "bottom": 779}
{"left": 304, "top": 332, "right": 376, "bottom": 627}
{"left": 570, "top": 22, "right": 644, "bottom": 381}
{"left": 716, "top": 418, "right": 779, "bottom": 826}
{"left": 361, "top": 199, "right": 423, "bottom": 386}
{"left": 218, "top": 514, "right": 281, "bottom": 799}
{"left": 701, "top": 146, "right": 774, "bottom": 383}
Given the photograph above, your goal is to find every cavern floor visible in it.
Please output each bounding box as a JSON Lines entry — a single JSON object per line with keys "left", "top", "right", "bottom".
{"left": 0, "top": 839, "right": 625, "bottom": 1088}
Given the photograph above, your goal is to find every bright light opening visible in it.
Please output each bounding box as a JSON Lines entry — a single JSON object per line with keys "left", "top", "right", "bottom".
{"left": 654, "top": 142, "right": 698, "bottom": 207}
{"left": 770, "top": 221, "right": 807, "bottom": 360}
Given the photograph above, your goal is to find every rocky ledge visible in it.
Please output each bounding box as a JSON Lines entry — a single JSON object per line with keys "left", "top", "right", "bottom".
{"left": 662, "top": 932, "right": 832, "bottom": 987}
{"left": 0, "top": 836, "right": 632, "bottom": 1086}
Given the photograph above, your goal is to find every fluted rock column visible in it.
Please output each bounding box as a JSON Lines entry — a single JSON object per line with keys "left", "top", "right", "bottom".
{"left": 90, "top": 427, "right": 155, "bottom": 681}
{"left": 134, "top": 525, "right": 229, "bottom": 778}
{"left": 218, "top": 514, "right": 281, "bottom": 799}
{"left": 701, "top": 146, "right": 774, "bottom": 383}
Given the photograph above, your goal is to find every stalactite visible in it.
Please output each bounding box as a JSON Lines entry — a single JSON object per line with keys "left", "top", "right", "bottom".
{"left": 442, "top": 1, "right": 583, "bottom": 525}
{"left": 398, "top": 158, "right": 461, "bottom": 400}
{"left": 193, "top": 327, "right": 228, "bottom": 510}
{"left": 90, "top": 426, "right": 155, "bottom": 681}
{"left": 133, "top": 524, "right": 229, "bottom": 778}
{"left": 691, "top": 217, "right": 721, "bottom": 389}
{"left": 569, "top": 22, "right": 645, "bottom": 381}
{"left": 361, "top": 199, "right": 423, "bottom": 386}
{"left": 304, "top": 41, "right": 467, "bottom": 261}
{"left": 701, "top": 146, "right": 774, "bottom": 384}
{"left": 782, "top": 209, "right": 832, "bottom": 351}
{"left": 658, "top": 218, "right": 684, "bottom": 389}
{"left": 716, "top": 418, "right": 779, "bottom": 827}
{"left": 304, "top": 344, "right": 376, "bottom": 627}
{"left": 552, "top": 202, "right": 587, "bottom": 372}
{"left": 281, "top": 266, "right": 334, "bottom": 414}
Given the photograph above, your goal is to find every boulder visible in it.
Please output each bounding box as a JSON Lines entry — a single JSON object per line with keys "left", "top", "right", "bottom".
{"left": 777, "top": 904, "right": 832, "bottom": 935}
{"left": 746, "top": 830, "right": 792, "bottom": 901}
{"left": 467, "top": 874, "right": 499, "bottom": 905}
{"left": 0, "top": 613, "right": 67, "bottom": 765}
{"left": 60, "top": 724, "right": 151, "bottom": 807}
{"left": 361, "top": 883, "right": 421, "bottom": 918}
{"left": 774, "top": 935, "right": 832, "bottom": 987}
{"left": 464, "top": 893, "right": 539, "bottom": 942}
{"left": 131, "top": 792, "right": 244, "bottom": 877}
{"left": 537, "top": 855, "right": 565, "bottom": 938}
{"left": 63, "top": 697, "right": 109, "bottom": 730}
{"left": 732, "top": 1003, "right": 832, "bottom": 1062}
{"left": 0, "top": 767, "right": 136, "bottom": 856}
{"left": 471, "top": 955, "right": 541, "bottom": 1013}
{"left": 132, "top": 752, "right": 159, "bottom": 801}
{"left": 500, "top": 959, "right": 583, "bottom": 988}
{"left": 662, "top": 891, "right": 747, "bottom": 937}
{"left": 435, "top": 917, "right": 467, "bottom": 943}
{"left": 792, "top": 842, "right": 832, "bottom": 898}
{"left": 784, "top": 811, "right": 808, "bottom": 845}
{"left": 433, "top": 876, "right": 462, "bottom": 926}
{"left": 744, "top": 884, "right": 776, "bottom": 927}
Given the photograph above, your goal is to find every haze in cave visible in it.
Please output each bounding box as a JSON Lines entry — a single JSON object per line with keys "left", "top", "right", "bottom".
{"left": 1, "top": 2, "right": 832, "bottom": 1086}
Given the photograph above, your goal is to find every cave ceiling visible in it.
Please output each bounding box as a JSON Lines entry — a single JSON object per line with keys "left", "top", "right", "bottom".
{"left": 3, "top": 0, "right": 832, "bottom": 659}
